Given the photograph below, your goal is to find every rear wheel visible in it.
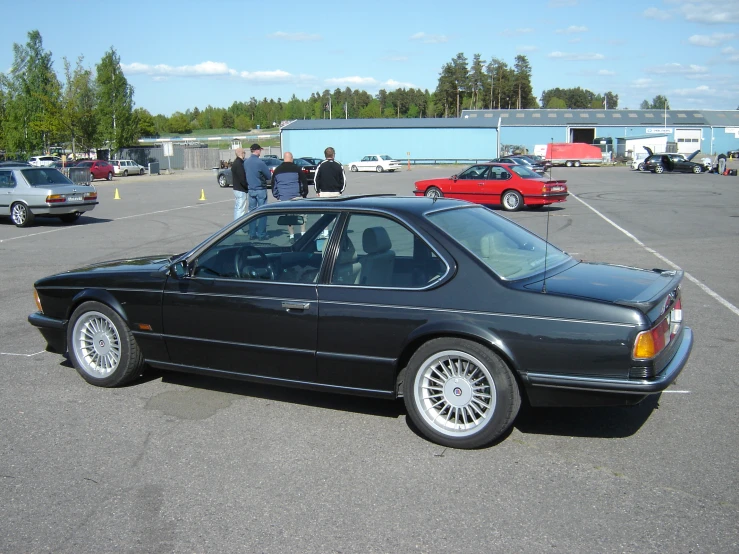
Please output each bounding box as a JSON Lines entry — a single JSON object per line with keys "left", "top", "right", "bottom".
{"left": 565, "top": 160, "right": 573, "bottom": 167}
{"left": 67, "top": 301, "right": 144, "bottom": 387}
{"left": 59, "top": 213, "right": 80, "bottom": 224}
{"left": 90, "top": 173, "right": 95, "bottom": 182}
{"left": 501, "top": 189, "right": 523, "bottom": 211}
{"left": 218, "top": 174, "right": 228, "bottom": 187}
{"left": 376, "top": 165, "right": 383, "bottom": 173}
{"left": 425, "top": 187, "right": 443, "bottom": 199}
{"left": 403, "top": 338, "right": 521, "bottom": 449}
{"left": 573, "top": 160, "right": 581, "bottom": 167}
{"left": 350, "top": 165, "right": 358, "bottom": 172}
{"left": 11, "top": 202, "right": 34, "bottom": 227}
{"left": 637, "top": 162, "right": 645, "bottom": 171}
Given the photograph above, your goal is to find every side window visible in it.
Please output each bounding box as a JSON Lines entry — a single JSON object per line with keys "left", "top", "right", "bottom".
{"left": 330, "top": 214, "right": 444, "bottom": 288}
{"left": 0, "top": 171, "right": 16, "bottom": 188}
{"left": 192, "top": 211, "right": 338, "bottom": 283}
{"left": 490, "top": 167, "right": 511, "bottom": 180}
{"left": 458, "top": 165, "right": 489, "bottom": 179}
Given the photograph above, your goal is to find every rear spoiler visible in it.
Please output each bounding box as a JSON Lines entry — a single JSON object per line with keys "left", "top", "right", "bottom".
{"left": 614, "top": 269, "right": 683, "bottom": 313}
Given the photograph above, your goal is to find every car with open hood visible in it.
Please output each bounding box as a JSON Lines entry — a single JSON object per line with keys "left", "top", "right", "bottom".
{"left": 643, "top": 148, "right": 704, "bottom": 174}
{"left": 28, "top": 195, "right": 692, "bottom": 449}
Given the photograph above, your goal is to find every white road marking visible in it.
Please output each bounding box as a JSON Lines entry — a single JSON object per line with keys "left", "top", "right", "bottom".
{"left": 0, "top": 351, "right": 46, "bottom": 357}
{"left": 0, "top": 200, "right": 231, "bottom": 243}
{"left": 571, "top": 193, "right": 739, "bottom": 317}
{"left": 663, "top": 390, "right": 691, "bottom": 394}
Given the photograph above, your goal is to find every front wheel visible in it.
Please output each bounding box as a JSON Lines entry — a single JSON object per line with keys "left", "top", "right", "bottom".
{"left": 403, "top": 338, "right": 521, "bottom": 449}
{"left": 501, "top": 189, "right": 523, "bottom": 211}
{"left": 67, "top": 301, "right": 144, "bottom": 387}
{"left": 376, "top": 165, "right": 383, "bottom": 173}
{"left": 655, "top": 165, "right": 664, "bottom": 174}
{"left": 692, "top": 165, "right": 702, "bottom": 174}
{"left": 106, "top": 172, "right": 113, "bottom": 181}
{"left": 139, "top": 168, "right": 145, "bottom": 175}
{"left": 565, "top": 160, "right": 573, "bottom": 167}
{"left": 11, "top": 202, "right": 34, "bottom": 227}
{"left": 425, "top": 187, "right": 443, "bottom": 199}
{"left": 350, "top": 165, "right": 358, "bottom": 172}
{"left": 123, "top": 170, "right": 128, "bottom": 177}
{"left": 218, "top": 174, "right": 228, "bottom": 187}
{"left": 90, "top": 173, "right": 95, "bottom": 182}
{"left": 637, "top": 162, "right": 645, "bottom": 171}
{"left": 573, "top": 160, "right": 581, "bottom": 167}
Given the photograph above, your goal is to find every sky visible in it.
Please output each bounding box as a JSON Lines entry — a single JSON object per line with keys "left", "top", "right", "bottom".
{"left": 1, "top": 0, "right": 738, "bottom": 116}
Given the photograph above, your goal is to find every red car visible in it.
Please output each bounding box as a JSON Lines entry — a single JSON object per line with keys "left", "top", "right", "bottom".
{"left": 413, "top": 163, "right": 568, "bottom": 211}
{"left": 75, "top": 160, "right": 114, "bottom": 181}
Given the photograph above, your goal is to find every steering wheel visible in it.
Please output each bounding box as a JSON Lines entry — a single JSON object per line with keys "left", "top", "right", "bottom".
{"left": 234, "top": 244, "right": 275, "bottom": 280}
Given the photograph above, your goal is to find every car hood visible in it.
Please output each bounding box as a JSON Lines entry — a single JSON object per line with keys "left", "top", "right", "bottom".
{"left": 415, "top": 177, "right": 454, "bottom": 187}
{"left": 64, "top": 255, "right": 173, "bottom": 275}
{"left": 686, "top": 149, "right": 700, "bottom": 161}
{"left": 523, "top": 261, "right": 682, "bottom": 312}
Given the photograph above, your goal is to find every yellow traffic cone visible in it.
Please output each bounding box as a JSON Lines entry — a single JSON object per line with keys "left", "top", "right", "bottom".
{"left": 114, "top": 188, "right": 121, "bottom": 200}
{"left": 199, "top": 189, "right": 206, "bottom": 201}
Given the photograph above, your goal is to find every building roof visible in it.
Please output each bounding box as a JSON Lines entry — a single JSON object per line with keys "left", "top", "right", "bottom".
{"left": 281, "top": 118, "right": 502, "bottom": 130}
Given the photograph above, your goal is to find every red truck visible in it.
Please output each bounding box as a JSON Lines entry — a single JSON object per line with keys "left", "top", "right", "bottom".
{"left": 538, "top": 143, "right": 604, "bottom": 167}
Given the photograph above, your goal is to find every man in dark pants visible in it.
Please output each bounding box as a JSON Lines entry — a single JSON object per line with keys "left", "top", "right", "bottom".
{"left": 272, "top": 152, "right": 308, "bottom": 241}
{"left": 314, "top": 146, "right": 346, "bottom": 197}
{"left": 244, "top": 143, "right": 273, "bottom": 239}
{"left": 231, "top": 148, "right": 247, "bottom": 220}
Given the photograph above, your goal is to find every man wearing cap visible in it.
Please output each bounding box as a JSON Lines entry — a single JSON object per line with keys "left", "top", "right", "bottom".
{"left": 244, "top": 143, "right": 273, "bottom": 239}
{"left": 231, "top": 147, "right": 247, "bottom": 220}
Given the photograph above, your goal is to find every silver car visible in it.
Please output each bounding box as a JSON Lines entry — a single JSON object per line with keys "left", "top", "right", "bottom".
{"left": 0, "top": 165, "right": 98, "bottom": 227}
{"left": 111, "top": 159, "right": 146, "bottom": 177}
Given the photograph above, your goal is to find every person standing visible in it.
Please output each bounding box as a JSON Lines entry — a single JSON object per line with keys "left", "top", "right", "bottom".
{"left": 244, "top": 143, "right": 273, "bottom": 239}
{"left": 272, "top": 152, "right": 308, "bottom": 241}
{"left": 314, "top": 146, "right": 346, "bottom": 198}
{"left": 231, "top": 147, "right": 247, "bottom": 220}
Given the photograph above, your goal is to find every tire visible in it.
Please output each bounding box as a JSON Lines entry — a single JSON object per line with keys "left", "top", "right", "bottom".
{"left": 218, "top": 174, "right": 229, "bottom": 188}
{"left": 501, "top": 190, "right": 523, "bottom": 211}
{"left": 139, "top": 169, "right": 145, "bottom": 175}
{"left": 637, "top": 162, "right": 645, "bottom": 171}
{"left": 106, "top": 172, "right": 113, "bottom": 181}
{"left": 655, "top": 165, "right": 664, "bottom": 174}
{"left": 425, "top": 187, "right": 443, "bottom": 199}
{"left": 90, "top": 173, "right": 95, "bottom": 182}
{"left": 350, "top": 165, "right": 358, "bottom": 172}
{"left": 376, "top": 165, "right": 383, "bottom": 173}
{"left": 403, "top": 338, "right": 521, "bottom": 449}
{"left": 123, "top": 170, "right": 128, "bottom": 177}
{"left": 67, "top": 301, "right": 144, "bottom": 387}
{"left": 11, "top": 202, "right": 34, "bottom": 227}
{"left": 692, "top": 165, "right": 702, "bottom": 174}
{"left": 573, "top": 160, "right": 581, "bottom": 167}
{"left": 59, "top": 213, "right": 80, "bottom": 224}
{"left": 565, "top": 160, "right": 573, "bottom": 167}
{"left": 717, "top": 154, "right": 727, "bottom": 174}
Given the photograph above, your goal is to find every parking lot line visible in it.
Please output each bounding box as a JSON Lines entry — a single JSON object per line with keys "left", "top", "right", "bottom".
{"left": 570, "top": 192, "right": 739, "bottom": 318}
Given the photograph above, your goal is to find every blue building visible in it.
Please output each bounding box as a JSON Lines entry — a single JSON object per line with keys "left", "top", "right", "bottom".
{"left": 280, "top": 109, "right": 739, "bottom": 163}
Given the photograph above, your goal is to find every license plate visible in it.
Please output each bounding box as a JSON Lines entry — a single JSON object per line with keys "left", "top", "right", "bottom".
{"left": 551, "top": 186, "right": 565, "bottom": 192}
{"left": 67, "top": 196, "right": 83, "bottom": 202}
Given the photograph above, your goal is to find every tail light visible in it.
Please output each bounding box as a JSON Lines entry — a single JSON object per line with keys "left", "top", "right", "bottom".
{"left": 633, "top": 295, "right": 682, "bottom": 360}
{"left": 46, "top": 194, "right": 66, "bottom": 203}
{"left": 84, "top": 192, "right": 97, "bottom": 201}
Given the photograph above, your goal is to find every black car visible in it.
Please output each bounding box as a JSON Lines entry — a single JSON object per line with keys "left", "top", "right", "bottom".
{"left": 491, "top": 155, "right": 548, "bottom": 174}
{"left": 216, "top": 158, "right": 280, "bottom": 188}
{"left": 28, "top": 195, "right": 692, "bottom": 449}
{"left": 294, "top": 157, "right": 318, "bottom": 185}
{"left": 643, "top": 149, "right": 704, "bottom": 174}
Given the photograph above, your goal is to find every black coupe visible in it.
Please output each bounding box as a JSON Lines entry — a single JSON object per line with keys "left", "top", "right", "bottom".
{"left": 29, "top": 195, "right": 693, "bottom": 449}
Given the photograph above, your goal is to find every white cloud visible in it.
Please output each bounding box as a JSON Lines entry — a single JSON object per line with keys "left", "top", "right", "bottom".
{"left": 556, "top": 25, "right": 588, "bottom": 34}
{"left": 548, "top": 51, "right": 605, "bottom": 60}
{"left": 122, "top": 61, "right": 233, "bottom": 77}
{"left": 688, "top": 33, "right": 736, "bottom": 47}
{"left": 722, "top": 46, "right": 739, "bottom": 63}
{"left": 409, "top": 32, "right": 448, "bottom": 44}
{"left": 643, "top": 7, "right": 671, "bottom": 20}
{"left": 631, "top": 78, "right": 655, "bottom": 89}
{"left": 517, "top": 45, "right": 538, "bottom": 52}
{"left": 675, "top": 0, "right": 739, "bottom": 24}
{"left": 267, "top": 31, "right": 322, "bottom": 41}
{"left": 384, "top": 79, "right": 417, "bottom": 89}
{"left": 325, "top": 76, "right": 379, "bottom": 87}
{"left": 649, "top": 62, "right": 709, "bottom": 74}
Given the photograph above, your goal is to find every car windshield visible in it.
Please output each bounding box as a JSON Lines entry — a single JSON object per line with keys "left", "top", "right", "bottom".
{"left": 21, "top": 168, "right": 74, "bottom": 186}
{"left": 509, "top": 165, "right": 541, "bottom": 179}
{"left": 427, "top": 206, "right": 571, "bottom": 280}
{"left": 76, "top": 161, "right": 92, "bottom": 167}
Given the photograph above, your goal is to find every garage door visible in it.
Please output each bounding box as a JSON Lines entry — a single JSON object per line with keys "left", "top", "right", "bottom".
{"left": 674, "top": 128, "right": 701, "bottom": 154}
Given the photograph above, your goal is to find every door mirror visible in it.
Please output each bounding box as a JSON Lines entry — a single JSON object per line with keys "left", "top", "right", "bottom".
{"left": 451, "top": 175, "right": 458, "bottom": 182}
{"left": 170, "top": 260, "right": 189, "bottom": 278}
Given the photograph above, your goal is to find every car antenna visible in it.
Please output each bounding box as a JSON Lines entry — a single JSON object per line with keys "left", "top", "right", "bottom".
{"left": 542, "top": 138, "right": 554, "bottom": 294}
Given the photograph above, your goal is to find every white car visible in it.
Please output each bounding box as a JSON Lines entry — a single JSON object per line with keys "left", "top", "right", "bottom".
{"left": 348, "top": 155, "right": 401, "bottom": 173}
{"left": 111, "top": 159, "right": 146, "bottom": 176}
{"left": 28, "top": 155, "right": 62, "bottom": 167}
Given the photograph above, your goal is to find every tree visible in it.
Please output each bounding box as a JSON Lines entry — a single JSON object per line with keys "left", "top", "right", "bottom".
{"left": 468, "top": 54, "right": 486, "bottom": 110}
{"left": 640, "top": 99, "right": 650, "bottom": 109}
{"left": 167, "top": 112, "right": 191, "bottom": 133}
{"left": 513, "top": 55, "right": 537, "bottom": 109}
{"left": 134, "top": 107, "right": 156, "bottom": 137}
{"left": 95, "top": 47, "right": 136, "bottom": 150}
{"left": 59, "top": 56, "right": 98, "bottom": 156}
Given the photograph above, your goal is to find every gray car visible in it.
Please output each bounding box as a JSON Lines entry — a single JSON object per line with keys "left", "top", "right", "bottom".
{"left": 0, "top": 165, "right": 98, "bottom": 227}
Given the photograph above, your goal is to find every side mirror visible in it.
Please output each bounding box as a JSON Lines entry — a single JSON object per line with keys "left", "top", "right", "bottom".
{"left": 170, "top": 260, "right": 189, "bottom": 278}
{"left": 451, "top": 175, "right": 458, "bottom": 182}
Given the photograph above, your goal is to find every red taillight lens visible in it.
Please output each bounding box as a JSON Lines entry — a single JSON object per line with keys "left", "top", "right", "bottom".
{"left": 633, "top": 294, "right": 682, "bottom": 359}
{"left": 84, "top": 192, "right": 97, "bottom": 201}
{"left": 46, "top": 194, "right": 66, "bottom": 203}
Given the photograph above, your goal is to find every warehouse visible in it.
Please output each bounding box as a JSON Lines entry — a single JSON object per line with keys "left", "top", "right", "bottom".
{"left": 280, "top": 109, "right": 739, "bottom": 163}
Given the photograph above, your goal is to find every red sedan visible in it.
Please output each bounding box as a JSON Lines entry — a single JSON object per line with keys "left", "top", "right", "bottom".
{"left": 75, "top": 160, "right": 114, "bottom": 181}
{"left": 413, "top": 163, "right": 568, "bottom": 211}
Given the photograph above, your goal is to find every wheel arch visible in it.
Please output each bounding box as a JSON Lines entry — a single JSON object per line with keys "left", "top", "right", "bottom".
{"left": 67, "top": 289, "right": 129, "bottom": 324}
{"left": 394, "top": 322, "right": 523, "bottom": 397}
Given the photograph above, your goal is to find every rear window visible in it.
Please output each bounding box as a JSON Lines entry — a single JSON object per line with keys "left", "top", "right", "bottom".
{"left": 21, "top": 168, "right": 73, "bottom": 186}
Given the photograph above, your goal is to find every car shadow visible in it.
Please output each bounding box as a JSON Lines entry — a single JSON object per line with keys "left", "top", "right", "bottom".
{"left": 157, "top": 369, "right": 405, "bottom": 419}
{"left": 0, "top": 215, "right": 113, "bottom": 228}
{"left": 514, "top": 394, "right": 660, "bottom": 439}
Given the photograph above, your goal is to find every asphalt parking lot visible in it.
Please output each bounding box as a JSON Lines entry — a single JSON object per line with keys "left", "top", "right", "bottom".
{"left": 1, "top": 165, "right": 738, "bottom": 553}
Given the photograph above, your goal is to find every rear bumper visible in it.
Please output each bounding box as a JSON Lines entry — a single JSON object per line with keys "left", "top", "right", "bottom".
{"left": 524, "top": 327, "right": 693, "bottom": 395}
{"left": 28, "top": 312, "right": 67, "bottom": 353}
{"left": 27, "top": 202, "right": 98, "bottom": 215}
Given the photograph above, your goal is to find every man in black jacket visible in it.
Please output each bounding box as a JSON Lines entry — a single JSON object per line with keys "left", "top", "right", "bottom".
{"left": 314, "top": 146, "right": 346, "bottom": 197}
{"left": 231, "top": 147, "right": 247, "bottom": 220}
{"left": 272, "top": 152, "right": 308, "bottom": 240}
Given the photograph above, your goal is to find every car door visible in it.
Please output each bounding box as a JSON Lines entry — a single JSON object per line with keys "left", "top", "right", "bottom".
{"left": 0, "top": 170, "right": 17, "bottom": 215}
{"left": 161, "top": 210, "right": 339, "bottom": 383}
{"left": 450, "top": 165, "right": 492, "bottom": 204}
{"left": 356, "top": 156, "right": 369, "bottom": 171}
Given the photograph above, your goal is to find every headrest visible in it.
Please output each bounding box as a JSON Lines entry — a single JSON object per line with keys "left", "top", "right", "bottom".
{"left": 480, "top": 232, "right": 505, "bottom": 257}
{"left": 362, "top": 227, "right": 392, "bottom": 254}
{"left": 337, "top": 236, "right": 357, "bottom": 264}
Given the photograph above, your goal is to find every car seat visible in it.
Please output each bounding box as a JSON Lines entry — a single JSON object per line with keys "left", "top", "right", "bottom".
{"left": 331, "top": 235, "right": 361, "bottom": 284}
{"left": 358, "top": 227, "right": 395, "bottom": 286}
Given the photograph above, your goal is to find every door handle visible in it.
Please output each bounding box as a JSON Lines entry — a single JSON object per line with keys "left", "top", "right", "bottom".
{"left": 282, "top": 302, "right": 310, "bottom": 310}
